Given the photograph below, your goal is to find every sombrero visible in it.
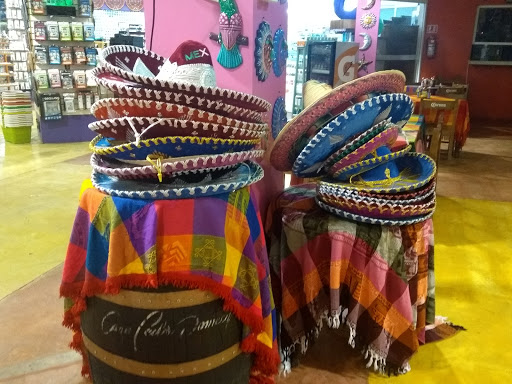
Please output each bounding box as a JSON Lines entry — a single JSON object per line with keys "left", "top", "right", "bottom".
{"left": 321, "top": 152, "right": 437, "bottom": 193}
{"left": 318, "top": 179, "right": 437, "bottom": 204}
{"left": 329, "top": 145, "right": 412, "bottom": 181}
{"left": 90, "top": 135, "right": 260, "bottom": 160}
{"left": 90, "top": 149, "right": 265, "bottom": 179}
{"left": 270, "top": 70, "right": 407, "bottom": 171}
{"left": 316, "top": 198, "right": 434, "bottom": 226}
{"left": 92, "top": 67, "right": 264, "bottom": 123}
{"left": 96, "top": 41, "right": 271, "bottom": 112}
{"left": 292, "top": 93, "right": 412, "bottom": 177}
{"left": 91, "top": 161, "right": 264, "bottom": 199}
{"left": 316, "top": 192, "right": 436, "bottom": 220}
{"left": 90, "top": 98, "right": 267, "bottom": 130}
{"left": 88, "top": 117, "right": 265, "bottom": 142}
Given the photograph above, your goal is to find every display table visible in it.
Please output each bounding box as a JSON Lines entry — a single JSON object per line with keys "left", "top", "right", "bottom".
{"left": 265, "top": 184, "right": 462, "bottom": 374}
{"left": 409, "top": 95, "right": 470, "bottom": 155}
{"left": 60, "top": 185, "right": 279, "bottom": 383}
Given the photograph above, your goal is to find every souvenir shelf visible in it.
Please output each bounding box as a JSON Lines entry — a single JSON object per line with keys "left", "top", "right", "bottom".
{"left": 2, "top": 0, "right": 31, "bottom": 91}
{"left": 290, "top": 41, "right": 306, "bottom": 117}
{"left": 27, "top": 0, "right": 99, "bottom": 117}
{"left": 27, "top": 0, "right": 98, "bottom": 143}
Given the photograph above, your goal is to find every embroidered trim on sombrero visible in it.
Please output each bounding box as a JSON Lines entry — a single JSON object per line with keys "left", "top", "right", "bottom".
{"left": 92, "top": 68, "right": 264, "bottom": 123}
{"left": 317, "top": 182, "right": 436, "bottom": 205}
{"left": 90, "top": 135, "right": 260, "bottom": 160}
{"left": 292, "top": 93, "right": 412, "bottom": 177}
{"left": 98, "top": 45, "right": 271, "bottom": 112}
{"left": 90, "top": 150, "right": 265, "bottom": 179}
{"left": 91, "top": 161, "right": 264, "bottom": 199}
{"left": 320, "top": 153, "right": 437, "bottom": 193}
{"left": 270, "top": 70, "right": 407, "bottom": 171}
{"left": 88, "top": 117, "right": 266, "bottom": 142}
{"left": 318, "top": 194, "right": 436, "bottom": 219}
{"left": 90, "top": 98, "right": 268, "bottom": 132}
{"left": 316, "top": 198, "right": 434, "bottom": 226}
{"left": 331, "top": 145, "right": 412, "bottom": 181}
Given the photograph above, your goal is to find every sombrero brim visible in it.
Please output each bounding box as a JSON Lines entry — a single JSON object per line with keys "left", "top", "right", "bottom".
{"left": 90, "top": 149, "right": 265, "bottom": 178}
{"left": 292, "top": 93, "right": 412, "bottom": 177}
{"left": 97, "top": 45, "right": 271, "bottom": 112}
{"left": 321, "top": 152, "right": 437, "bottom": 193}
{"left": 90, "top": 98, "right": 267, "bottom": 132}
{"left": 316, "top": 198, "right": 434, "bottom": 226}
{"left": 270, "top": 70, "right": 407, "bottom": 171}
{"left": 330, "top": 145, "right": 412, "bottom": 181}
{"left": 92, "top": 68, "right": 264, "bottom": 123}
{"left": 90, "top": 135, "right": 260, "bottom": 160}
{"left": 88, "top": 117, "right": 265, "bottom": 141}
{"left": 318, "top": 179, "right": 436, "bottom": 204}
{"left": 317, "top": 193, "right": 436, "bottom": 219}
{"left": 91, "top": 161, "right": 264, "bottom": 199}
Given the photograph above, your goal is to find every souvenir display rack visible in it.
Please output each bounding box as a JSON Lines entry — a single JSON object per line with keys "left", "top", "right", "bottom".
{"left": 27, "top": 0, "right": 99, "bottom": 118}
{"left": 1, "top": 0, "right": 31, "bottom": 91}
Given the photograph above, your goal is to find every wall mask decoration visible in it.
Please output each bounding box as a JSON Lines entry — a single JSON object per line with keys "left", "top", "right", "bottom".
{"left": 272, "top": 28, "right": 288, "bottom": 77}
{"left": 272, "top": 97, "right": 287, "bottom": 139}
{"left": 209, "top": 0, "right": 249, "bottom": 69}
{"left": 254, "top": 21, "right": 274, "bottom": 82}
{"left": 362, "top": 0, "right": 376, "bottom": 10}
{"left": 125, "top": 0, "right": 143, "bottom": 11}
{"left": 105, "top": 0, "right": 124, "bottom": 10}
{"left": 93, "top": 0, "right": 105, "bottom": 8}
{"left": 360, "top": 13, "right": 377, "bottom": 29}
{"left": 359, "top": 32, "right": 372, "bottom": 51}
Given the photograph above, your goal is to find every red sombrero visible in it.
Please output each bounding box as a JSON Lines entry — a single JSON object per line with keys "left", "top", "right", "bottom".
{"left": 90, "top": 98, "right": 267, "bottom": 129}
{"left": 269, "top": 70, "right": 406, "bottom": 172}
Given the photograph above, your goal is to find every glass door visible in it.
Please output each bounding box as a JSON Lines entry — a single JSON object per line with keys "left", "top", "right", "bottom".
{"left": 376, "top": 0, "right": 427, "bottom": 83}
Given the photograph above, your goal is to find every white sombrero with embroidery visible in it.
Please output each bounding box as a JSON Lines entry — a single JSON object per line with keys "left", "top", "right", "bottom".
{"left": 96, "top": 41, "right": 271, "bottom": 112}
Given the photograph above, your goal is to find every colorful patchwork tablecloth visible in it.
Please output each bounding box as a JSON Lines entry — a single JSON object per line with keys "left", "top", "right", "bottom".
{"left": 60, "top": 185, "right": 279, "bottom": 383}
{"left": 265, "top": 184, "right": 462, "bottom": 375}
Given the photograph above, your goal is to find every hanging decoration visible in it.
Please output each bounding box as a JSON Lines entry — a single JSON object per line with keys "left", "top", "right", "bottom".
{"left": 362, "top": 0, "right": 376, "bottom": 10}
{"left": 360, "top": 13, "right": 377, "bottom": 29}
{"left": 272, "top": 28, "right": 288, "bottom": 77}
{"left": 272, "top": 97, "right": 287, "bottom": 139}
{"left": 254, "top": 21, "right": 274, "bottom": 82}
{"left": 359, "top": 32, "right": 372, "bottom": 51}
{"left": 125, "top": 0, "right": 143, "bottom": 11}
{"left": 92, "top": 0, "right": 105, "bottom": 9}
{"left": 334, "top": 0, "right": 357, "bottom": 20}
{"left": 209, "top": 0, "right": 248, "bottom": 69}
{"left": 105, "top": 0, "right": 124, "bottom": 10}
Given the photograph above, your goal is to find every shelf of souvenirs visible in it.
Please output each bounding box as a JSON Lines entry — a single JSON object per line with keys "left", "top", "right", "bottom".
{"left": 36, "top": 85, "right": 98, "bottom": 92}
{"left": 35, "top": 63, "right": 96, "bottom": 70}
{"left": 29, "top": 14, "right": 93, "bottom": 21}
{"left": 31, "top": 39, "right": 96, "bottom": 46}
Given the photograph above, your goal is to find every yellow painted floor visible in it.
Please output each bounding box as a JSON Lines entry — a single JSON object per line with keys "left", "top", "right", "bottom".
{"left": 1, "top": 122, "right": 512, "bottom": 383}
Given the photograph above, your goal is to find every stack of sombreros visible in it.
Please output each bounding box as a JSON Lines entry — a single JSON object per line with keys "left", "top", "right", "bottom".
{"left": 87, "top": 40, "right": 269, "bottom": 199}
{"left": 270, "top": 70, "right": 437, "bottom": 226}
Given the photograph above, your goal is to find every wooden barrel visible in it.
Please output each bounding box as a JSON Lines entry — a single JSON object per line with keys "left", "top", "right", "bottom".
{"left": 80, "top": 286, "right": 252, "bottom": 384}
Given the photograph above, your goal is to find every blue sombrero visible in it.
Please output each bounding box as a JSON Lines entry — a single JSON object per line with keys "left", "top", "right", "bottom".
{"left": 292, "top": 93, "right": 413, "bottom": 177}
{"left": 90, "top": 135, "right": 259, "bottom": 160}
{"left": 91, "top": 161, "right": 263, "bottom": 199}
{"left": 322, "top": 152, "right": 436, "bottom": 193}
{"left": 316, "top": 198, "right": 434, "bottom": 226}
{"left": 330, "top": 145, "right": 412, "bottom": 181}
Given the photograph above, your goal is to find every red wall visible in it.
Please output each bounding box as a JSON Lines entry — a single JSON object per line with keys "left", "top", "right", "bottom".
{"left": 421, "top": 0, "right": 512, "bottom": 121}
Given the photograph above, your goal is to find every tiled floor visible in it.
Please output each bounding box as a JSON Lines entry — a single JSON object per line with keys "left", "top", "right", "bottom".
{"left": 0, "top": 122, "right": 511, "bottom": 383}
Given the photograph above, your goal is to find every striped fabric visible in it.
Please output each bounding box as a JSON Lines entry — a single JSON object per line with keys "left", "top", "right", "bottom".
{"left": 60, "top": 185, "right": 279, "bottom": 383}
{"left": 265, "top": 184, "right": 463, "bottom": 375}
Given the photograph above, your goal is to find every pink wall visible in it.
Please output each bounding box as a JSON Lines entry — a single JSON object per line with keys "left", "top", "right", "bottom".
{"left": 355, "top": 0, "right": 381, "bottom": 75}
{"left": 143, "top": 0, "right": 287, "bottom": 220}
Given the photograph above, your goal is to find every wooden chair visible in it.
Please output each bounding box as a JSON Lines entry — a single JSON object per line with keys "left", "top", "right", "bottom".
{"left": 419, "top": 99, "right": 458, "bottom": 161}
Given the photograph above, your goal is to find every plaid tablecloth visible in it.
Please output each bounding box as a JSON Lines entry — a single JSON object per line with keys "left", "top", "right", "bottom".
{"left": 265, "top": 184, "right": 462, "bottom": 375}
{"left": 60, "top": 185, "right": 279, "bottom": 383}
